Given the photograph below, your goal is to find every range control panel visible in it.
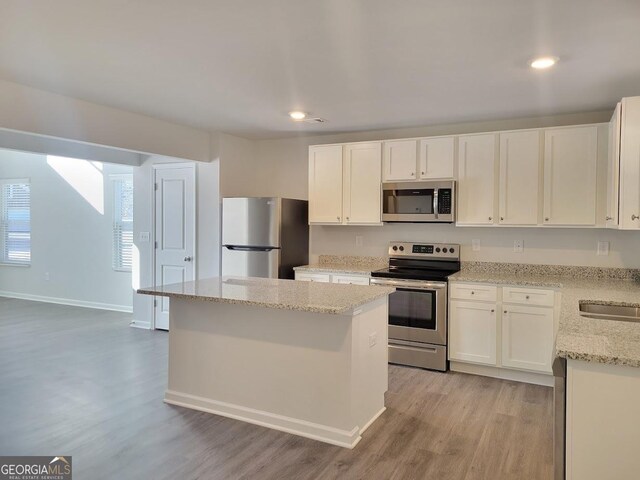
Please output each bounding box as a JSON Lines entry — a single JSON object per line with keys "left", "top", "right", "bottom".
{"left": 388, "top": 242, "right": 460, "bottom": 260}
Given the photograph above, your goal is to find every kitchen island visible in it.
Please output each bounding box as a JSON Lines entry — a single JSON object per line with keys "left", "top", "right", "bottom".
{"left": 138, "top": 277, "right": 395, "bottom": 448}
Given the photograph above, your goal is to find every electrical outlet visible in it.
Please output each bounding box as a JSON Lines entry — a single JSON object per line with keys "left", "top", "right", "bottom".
{"left": 44, "top": 272, "right": 50, "bottom": 281}
{"left": 472, "top": 239, "right": 481, "bottom": 251}
{"left": 369, "top": 332, "right": 377, "bottom": 348}
{"left": 514, "top": 240, "right": 524, "bottom": 253}
{"left": 597, "top": 241, "right": 610, "bottom": 256}
{"left": 139, "top": 232, "right": 150, "bottom": 242}
{"left": 355, "top": 235, "right": 364, "bottom": 247}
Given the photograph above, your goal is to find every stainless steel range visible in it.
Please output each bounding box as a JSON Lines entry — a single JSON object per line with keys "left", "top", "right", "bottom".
{"left": 370, "top": 242, "right": 460, "bottom": 372}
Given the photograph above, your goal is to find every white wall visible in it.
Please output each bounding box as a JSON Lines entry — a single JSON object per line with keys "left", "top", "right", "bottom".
{"left": 246, "top": 109, "right": 640, "bottom": 268}
{"left": 132, "top": 155, "right": 220, "bottom": 328}
{"left": 0, "top": 78, "right": 212, "bottom": 162}
{"left": 0, "top": 149, "right": 133, "bottom": 309}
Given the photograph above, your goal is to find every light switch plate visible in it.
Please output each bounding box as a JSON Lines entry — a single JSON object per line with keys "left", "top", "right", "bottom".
{"left": 514, "top": 240, "right": 524, "bottom": 253}
{"left": 472, "top": 239, "right": 481, "bottom": 251}
{"left": 355, "top": 235, "right": 364, "bottom": 247}
{"left": 139, "top": 232, "right": 150, "bottom": 242}
{"left": 597, "top": 241, "right": 610, "bottom": 256}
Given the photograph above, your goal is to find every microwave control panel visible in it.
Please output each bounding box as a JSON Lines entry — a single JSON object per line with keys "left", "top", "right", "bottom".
{"left": 438, "top": 189, "right": 452, "bottom": 214}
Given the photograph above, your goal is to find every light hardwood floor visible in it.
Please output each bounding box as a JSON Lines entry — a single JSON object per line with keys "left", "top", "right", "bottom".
{"left": 0, "top": 297, "right": 553, "bottom": 479}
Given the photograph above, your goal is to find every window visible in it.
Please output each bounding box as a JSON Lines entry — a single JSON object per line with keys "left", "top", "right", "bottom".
{"left": 112, "top": 175, "right": 133, "bottom": 271}
{"left": 0, "top": 180, "right": 31, "bottom": 265}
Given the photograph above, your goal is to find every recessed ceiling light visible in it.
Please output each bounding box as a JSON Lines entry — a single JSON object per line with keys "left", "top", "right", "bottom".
{"left": 530, "top": 56, "right": 559, "bottom": 70}
{"left": 289, "top": 111, "right": 307, "bottom": 120}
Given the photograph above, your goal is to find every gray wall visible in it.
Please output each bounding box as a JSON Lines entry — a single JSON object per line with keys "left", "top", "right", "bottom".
{"left": 0, "top": 149, "right": 133, "bottom": 309}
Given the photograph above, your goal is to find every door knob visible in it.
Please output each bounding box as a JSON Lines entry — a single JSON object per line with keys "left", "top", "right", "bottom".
{"left": 184, "top": 256, "right": 193, "bottom": 262}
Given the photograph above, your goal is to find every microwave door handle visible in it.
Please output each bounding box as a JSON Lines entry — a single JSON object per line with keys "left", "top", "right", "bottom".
{"left": 433, "top": 188, "right": 439, "bottom": 219}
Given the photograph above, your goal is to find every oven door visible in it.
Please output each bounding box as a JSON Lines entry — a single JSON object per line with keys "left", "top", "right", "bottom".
{"left": 370, "top": 278, "right": 447, "bottom": 345}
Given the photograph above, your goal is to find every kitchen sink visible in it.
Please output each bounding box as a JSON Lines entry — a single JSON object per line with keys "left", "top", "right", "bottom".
{"left": 579, "top": 303, "right": 640, "bottom": 323}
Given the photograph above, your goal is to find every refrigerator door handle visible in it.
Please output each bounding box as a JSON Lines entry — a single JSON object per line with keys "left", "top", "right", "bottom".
{"left": 224, "top": 245, "right": 280, "bottom": 252}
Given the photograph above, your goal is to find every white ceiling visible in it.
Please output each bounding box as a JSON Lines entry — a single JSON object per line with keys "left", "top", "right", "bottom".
{"left": 1, "top": 0, "right": 639, "bottom": 139}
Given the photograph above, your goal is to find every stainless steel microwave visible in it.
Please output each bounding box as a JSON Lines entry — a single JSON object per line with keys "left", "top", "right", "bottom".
{"left": 382, "top": 180, "right": 455, "bottom": 223}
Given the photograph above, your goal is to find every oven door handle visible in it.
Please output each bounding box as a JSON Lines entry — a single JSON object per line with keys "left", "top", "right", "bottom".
{"left": 370, "top": 278, "right": 447, "bottom": 290}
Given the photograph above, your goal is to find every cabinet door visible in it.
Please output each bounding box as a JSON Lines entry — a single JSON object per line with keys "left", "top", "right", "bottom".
{"left": 606, "top": 103, "right": 621, "bottom": 228}
{"left": 344, "top": 142, "right": 382, "bottom": 224}
{"left": 543, "top": 127, "right": 598, "bottom": 226}
{"left": 449, "top": 300, "right": 497, "bottom": 366}
{"left": 619, "top": 97, "right": 640, "bottom": 230}
{"left": 308, "top": 145, "right": 343, "bottom": 224}
{"left": 499, "top": 130, "right": 540, "bottom": 225}
{"left": 502, "top": 305, "right": 554, "bottom": 373}
{"left": 418, "top": 137, "right": 455, "bottom": 179}
{"left": 457, "top": 134, "right": 497, "bottom": 225}
{"left": 383, "top": 140, "right": 418, "bottom": 181}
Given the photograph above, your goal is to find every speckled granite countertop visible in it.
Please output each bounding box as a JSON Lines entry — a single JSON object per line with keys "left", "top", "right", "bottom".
{"left": 448, "top": 262, "right": 640, "bottom": 367}
{"left": 294, "top": 255, "right": 388, "bottom": 275}
{"left": 137, "top": 277, "right": 395, "bottom": 315}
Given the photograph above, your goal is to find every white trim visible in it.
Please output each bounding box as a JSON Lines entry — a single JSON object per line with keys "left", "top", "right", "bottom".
{"left": 129, "top": 320, "right": 152, "bottom": 329}
{"left": 359, "top": 407, "right": 386, "bottom": 435}
{"left": 450, "top": 361, "right": 553, "bottom": 387}
{"left": 0, "top": 291, "right": 133, "bottom": 313}
{"left": 164, "top": 389, "right": 362, "bottom": 449}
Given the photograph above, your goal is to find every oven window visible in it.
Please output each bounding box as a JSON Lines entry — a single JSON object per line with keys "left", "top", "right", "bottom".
{"left": 388, "top": 288, "right": 436, "bottom": 330}
{"left": 383, "top": 189, "right": 434, "bottom": 215}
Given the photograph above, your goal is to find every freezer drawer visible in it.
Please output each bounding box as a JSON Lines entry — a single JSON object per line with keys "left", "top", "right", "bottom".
{"left": 222, "top": 246, "right": 280, "bottom": 278}
{"left": 222, "top": 197, "right": 280, "bottom": 247}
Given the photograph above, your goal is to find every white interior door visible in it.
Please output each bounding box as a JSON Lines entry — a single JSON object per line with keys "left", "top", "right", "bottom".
{"left": 154, "top": 164, "right": 196, "bottom": 330}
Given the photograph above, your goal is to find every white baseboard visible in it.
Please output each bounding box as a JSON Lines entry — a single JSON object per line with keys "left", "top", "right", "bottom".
{"left": 164, "top": 389, "right": 362, "bottom": 449}
{"left": 450, "top": 361, "right": 554, "bottom": 387}
{"left": 129, "top": 320, "right": 151, "bottom": 329}
{"left": 0, "top": 291, "right": 133, "bottom": 313}
{"left": 359, "top": 407, "right": 386, "bottom": 435}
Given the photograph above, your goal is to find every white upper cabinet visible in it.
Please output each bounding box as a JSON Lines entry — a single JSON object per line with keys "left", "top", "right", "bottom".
{"left": 499, "top": 130, "right": 541, "bottom": 225}
{"left": 606, "top": 103, "right": 622, "bottom": 228}
{"left": 418, "top": 136, "right": 455, "bottom": 179}
{"left": 383, "top": 140, "right": 418, "bottom": 181}
{"left": 308, "top": 145, "right": 344, "bottom": 224}
{"left": 457, "top": 134, "right": 497, "bottom": 225}
{"left": 619, "top": 97, "right": 640, "bottom": 230}
{"left": 343, "top": 142, "right": 382, "bottom": 224}
{"left": 543, "top": 126, "right": 598, "bottom": 226}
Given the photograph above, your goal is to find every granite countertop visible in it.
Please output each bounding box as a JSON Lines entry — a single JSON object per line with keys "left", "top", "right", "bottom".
{"left": 448, "top": 262, "right": 640, "bottom": 368}
{"left": 137, "top": 277, "right": 395, "bottom": 315}
{"left": 294, "top": 254, "right": 388, "bottom": 276}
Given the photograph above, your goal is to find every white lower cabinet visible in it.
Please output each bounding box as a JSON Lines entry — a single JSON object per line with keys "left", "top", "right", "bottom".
{"left": 295, "top": 271, "right": 369, "bottom": 285}
{"left": 501, "top": 304, "right": 554, "bottom": 373}
{"left": 449, "top": 300, "right": 497, "bottom": 365}
{"left": 449, "top": 282, "right": 558, "bottom": 381}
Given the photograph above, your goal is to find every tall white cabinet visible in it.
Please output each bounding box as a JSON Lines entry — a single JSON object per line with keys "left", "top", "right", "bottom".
{"left": 457, "top": 134, "right": 497, "bottom": 225}
{"left": 498, "top": 130, "right": 540, "bottom": 225}
{"left": 543, "top": 126, "right": 598, "bottom": 226}
{"left": 618, "top": 96, "right": 640, "bottom": 230}
{"left": 308, "top": 142, "right": 382, "bottom": 225}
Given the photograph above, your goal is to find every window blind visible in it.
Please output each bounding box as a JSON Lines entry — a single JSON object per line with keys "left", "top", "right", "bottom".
{"left": 0, "top": 180, "right": 31, "bottom": 264}
{"left": 112, "top": 175, "right": 133, "bottom": 271}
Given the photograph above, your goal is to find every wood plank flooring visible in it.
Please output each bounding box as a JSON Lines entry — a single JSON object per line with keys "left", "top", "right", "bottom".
{"left": 0, "top": 297, "right": 553, "bottom": 479}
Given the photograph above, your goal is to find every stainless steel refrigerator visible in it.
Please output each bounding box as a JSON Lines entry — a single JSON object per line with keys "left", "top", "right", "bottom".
{"left": 221, "top": 197, "right": 309, "bottom": 279}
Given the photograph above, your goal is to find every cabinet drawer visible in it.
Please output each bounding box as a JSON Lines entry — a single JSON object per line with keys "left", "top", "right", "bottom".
{"left": 295, "top": 272, "right": 331, "bottom": 283}
{"left": 502, "top": 287, "right": 554, "bottom": 307}
{"left": 331, "top": 274, "right": 370, "bottom": 285}
{"left": 450, "top": 283, "right": 498, "bottom": 302}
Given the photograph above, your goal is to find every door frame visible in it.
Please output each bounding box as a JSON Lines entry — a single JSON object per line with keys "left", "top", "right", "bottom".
{"left": 151, "top": 162, "right": 197, "bottom": 330}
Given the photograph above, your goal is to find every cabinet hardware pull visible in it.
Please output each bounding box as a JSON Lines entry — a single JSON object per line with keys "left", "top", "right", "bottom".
{"left": 500, "top": 217, "right": 504, "bottom": 221}
{"left": 346, "top": 217, "right": 350, "bottom": 221}
{"left": 421, "top": 171, "right": 426, "bottom": 175}
{"left": 488, "top": 217, "right": 492, "bottom": 221}
{"left": 545, "top": 217, "right": 550, "bottom": 221}
{"left": 337, "top": 216, "right": 341, "bottom": 221}
{"left": 526, "top": 295, "right": 530, "bottom": 300}
{"left": 471, "top": 291, "right": 475, "bottom": 295}
{"left": 633, "top": 215, "right": 639, "bottom": 221}
{"left": 411, "top": 172, "right": 415, "bottom": 176}
{"left": 606, "top": 216, "right": 613, "bottom": 221}
{"left": 491, "top": 309, "right": 495, "bottom": 313}
{"left": 504, "top": 310, "right": 507, "bottom": 314}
